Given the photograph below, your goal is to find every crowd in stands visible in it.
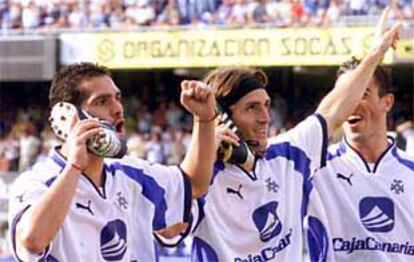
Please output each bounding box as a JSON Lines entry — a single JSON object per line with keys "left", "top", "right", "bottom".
{"left": 0, "top": 94, "right": 286, "bottom": 172}
{"left": 0, "top": 89, "right": 413, "bottom": 173}
{"left": 0, "top": 0, "right": 412, "bottom": 31}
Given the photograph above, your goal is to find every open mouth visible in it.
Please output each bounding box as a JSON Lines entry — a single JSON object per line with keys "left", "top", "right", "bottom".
{"left": 115, "top": 120, "right": 125, "bottom": 135}
{"left": 347, "top": 115, "right": 363, "bottom": 125}
{"left": 255, "top": 128, "right": 268, "bottom": 137}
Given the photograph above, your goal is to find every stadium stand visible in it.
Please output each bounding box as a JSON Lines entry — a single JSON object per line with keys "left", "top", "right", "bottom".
{"left": 0, "top": 0, "right": 412, "bottom": 32}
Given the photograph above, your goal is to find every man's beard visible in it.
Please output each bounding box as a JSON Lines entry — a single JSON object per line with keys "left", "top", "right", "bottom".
{"left": 246, "top": 139, "right": 266, "bottom": 158}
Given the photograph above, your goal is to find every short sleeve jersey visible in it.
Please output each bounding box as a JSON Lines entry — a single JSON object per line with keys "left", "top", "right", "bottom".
{"left": 306, "top": 137, "right": 414, "bottom": 261}
{"left": 9, "top": 147, "right": 191, "bottom": 262}
{"left": 191, "top": 114, "right": 328, "bottom": 261}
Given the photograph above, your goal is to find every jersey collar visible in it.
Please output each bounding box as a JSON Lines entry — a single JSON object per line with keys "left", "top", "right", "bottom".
{"left": 341, "top": 136, "right": 396, "bottom": 174}
{"left": 50, "top": 146, "right": 108, "bottom": 199}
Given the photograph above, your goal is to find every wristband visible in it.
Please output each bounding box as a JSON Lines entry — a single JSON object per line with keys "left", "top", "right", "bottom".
{"left": 195, "top": 112, "right": 219, "bottom": 123}
{"left": 69, "top": 162, "right": 82, "bottom": 172}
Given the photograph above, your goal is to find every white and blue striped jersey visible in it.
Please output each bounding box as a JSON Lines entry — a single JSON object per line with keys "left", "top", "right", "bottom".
{"left": 306, "top": 137, "right": 414, "bottom": 261}
{"left": 191, "top": 114, "right": 328, "bottom": 261}
{"left": 9, "top": 147, "right": 191, "bottom": 262}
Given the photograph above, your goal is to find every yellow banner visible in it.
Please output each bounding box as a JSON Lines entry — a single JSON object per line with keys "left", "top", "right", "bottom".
{"left": 60, "top": 27, "right": 395, "bottom": 68}
{"left": 395, "top": 39, "right": 414, "bottom": 60}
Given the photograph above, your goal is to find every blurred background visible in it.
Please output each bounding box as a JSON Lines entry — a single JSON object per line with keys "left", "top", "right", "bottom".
{"left": 0, "top": 0, "right": 413, "bottom": 261}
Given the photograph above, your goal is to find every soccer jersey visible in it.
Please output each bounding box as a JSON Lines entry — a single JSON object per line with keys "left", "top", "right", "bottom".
{"left": 191, "top": 114, "right": 328, "bottom": 261}
{"left": 9, "top": 147, "right": 191, "bottom": 262}
{"left": 306, "top": 137, "right": 414, "bottom": 261}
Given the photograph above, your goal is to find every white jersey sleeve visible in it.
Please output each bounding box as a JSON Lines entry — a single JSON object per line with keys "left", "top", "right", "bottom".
{"left": 8, "top": 162, "right": 59, "bottom": 261}
{"left": 111, "top": 156, "right": 192, "bottom": 230}
{"left": 269, "top": 113, "right": 329, "bottom": 174}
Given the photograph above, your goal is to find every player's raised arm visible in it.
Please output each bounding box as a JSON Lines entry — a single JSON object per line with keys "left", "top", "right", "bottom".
{"left": 15, "top": 116, "right": 102, "bottom": 253}
{"left": 316, "top": 7, "right": 401, "bottom": 136}
{"left": 179, "top": 80, "right": 216, "bottom": 197}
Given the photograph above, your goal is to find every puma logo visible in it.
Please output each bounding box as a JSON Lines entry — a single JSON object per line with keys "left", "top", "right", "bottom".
{"left": 227, "top": 184, "right": 244, "bottom": 200}
{"left": 76, "top": 200, "right": 94, "bottom": 215}
{"left": 16, "top": 194, "right": 24, "bottom": 203}
{"left": 337, "top": 173, "right": 353, "bottom": 186}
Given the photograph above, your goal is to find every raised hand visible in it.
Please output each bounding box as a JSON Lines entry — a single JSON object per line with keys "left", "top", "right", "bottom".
{"left": 66, "top": 114, "right": 101, "bottom": 170}
{"left": 215, "top": 123, "right": 240, "bottom": 151}
{"left": 180, "top": 80, "right": 216, "bottom": 122}
{"left": 373, "top": 6, "right": 401, "bottom": 53}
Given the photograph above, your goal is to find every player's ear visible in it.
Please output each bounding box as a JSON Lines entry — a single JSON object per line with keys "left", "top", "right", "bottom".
{"left": 382, "top": 93, "right": 394, "bottom": 113}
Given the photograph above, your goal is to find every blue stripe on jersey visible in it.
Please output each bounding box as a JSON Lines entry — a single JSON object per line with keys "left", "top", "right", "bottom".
{"left": 192, "top": 237, "right": 219, "bottom": 262}
{"left": 314, "top": 113, "right": 328, "bottom": 168}
{"left": 46, "top": 254, "right": 60, "bottom": 261}
{"left": 51, "top": 153, "right": 66, "bottom": 169}
{"left": 192, "top": 197, "right": 206, "bottom": 234}
{"left": 265, "top": 142, "right": 312, "bottom": 219}
{"left": 108, "top": 163, "right": 168, "bottom": 230}
{"left": 210, "top": 161, "right": 225, "bottom": 186}
{"left": 326, "top": 142, "right": 346, "bottom": 161}
{"left": 45, "top": 176, "right": 57, "bottom": 187}
{"left": 306, "top": 216, "right": 329, "bottom": 262}
{"left": 392, "top": 147, "right": 414, "bottom": 171}
{"left": 11, "top": 205, "right": 30, "bottom": 262}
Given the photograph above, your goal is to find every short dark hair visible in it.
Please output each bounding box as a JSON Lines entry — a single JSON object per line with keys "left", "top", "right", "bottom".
{"left": 337, "top": 57, "right": 394, "bottom": 97}
{"left": 49, "top": 62, "right": 111, "bottom": 108}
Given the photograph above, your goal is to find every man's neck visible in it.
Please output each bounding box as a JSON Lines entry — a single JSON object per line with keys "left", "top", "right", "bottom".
{"left": 347, "top": 134, "right": 390, "bottom": 163}
{"left": 83, "top": 157, "right": 105, "bottom": 187}
{"left": 60, "top": 145, "right": 105, "bottom": 187}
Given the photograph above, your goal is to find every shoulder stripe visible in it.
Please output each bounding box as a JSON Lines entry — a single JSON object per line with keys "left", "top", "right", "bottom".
{"left": 265, "top": 142, "right": 312, "bottom": 220}
{"left": 108, "top": 163, "right": 168, "bottom": 230}
{"left": 265, "top": 142, "right": 311, "bottom": 177}
{"left": 210, "top": 160, "right": 225, "bottom": 186}
{"left": 326, "top": 142, "right": 346, "bottom": 162}
{"left": 392, "top": 147, "right": 414, "bottom": 171}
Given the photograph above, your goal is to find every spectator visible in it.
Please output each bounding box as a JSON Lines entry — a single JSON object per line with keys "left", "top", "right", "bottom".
{"left": 67, "top": 2, "right": 86, "bottom": 28}
{"left": 127, "top": 133, "right": 147, "bottom": 158}
{"left": 136, "top": 104, "right": 152, "bottom": 133}
{"left": 165, "top": 129, "right": 186, "bottom": 164}
{"left": 213, "top": 0, "right": 234, "bottom": 24}
{"left": 155, "top": 0, "right": 181, "bottom": 25}
{"left": 21, "top": 1, "right": 40, "bottom": 28}
{"left": 18, "top": 122, "right": 41, "bottom": 171}
{"left": 8, "top": 2, "right": 23, "bottom": 29}
{"left": 166, "top": 101, "right": 184, "bottom": 129}
{"left": 230, "top": 0, "right": 250, "bottom": 25}
{"left": 145, "top": 127, "right": 165, "bottom": 163}
{"left": 1, "top": 131, "right": 19, "bottom": 172}
{"left": 252, "top": 0, "right": 271, "bottom": 23}
{"left": 324, "top": 0, "right": 342, "bottom": 26}
{"left": 152, "top": 101, "right": 168, "bottom": 129}
{"left": 108, "top": 4, "right": 127, "bottom": 28}
{"left": 125, "top": 0, "right": 156, "bottom": 26}
{"left": 88, "top": 2, "right": 109, "bottom": 28}
{"left": 291, "top": 0, "right": 305, "bottom": 25}
{"left": 396, "top": 119, "right": 414, "bottom": 155}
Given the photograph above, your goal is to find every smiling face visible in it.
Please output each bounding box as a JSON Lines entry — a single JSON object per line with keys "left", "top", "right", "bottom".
{"left": 80, "top": 75, "right": 125, "bottom": 136}
{"left": 230, "top": 89, "right": 271, "bottom": 156}
{"left": 343, "top": 78, "right": 394, "bottom": 144}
